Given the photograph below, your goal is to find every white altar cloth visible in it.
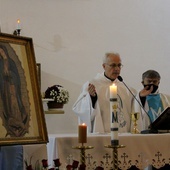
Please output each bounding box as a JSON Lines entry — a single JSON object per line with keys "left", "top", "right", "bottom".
{"left": 47, "top": 133, "right": 170, "bottom": 169}
{"left": 23, "top": 144, "right": 47, "bottom": 168}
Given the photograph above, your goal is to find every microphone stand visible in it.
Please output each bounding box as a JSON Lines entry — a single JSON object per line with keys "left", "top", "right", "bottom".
{"left": 117, "top": 76, "right": 153, "bottom": 133}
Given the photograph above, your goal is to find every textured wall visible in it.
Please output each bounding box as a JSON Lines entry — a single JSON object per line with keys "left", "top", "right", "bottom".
{"left": 1, "top": 0, "right": 170, "bottom": 133}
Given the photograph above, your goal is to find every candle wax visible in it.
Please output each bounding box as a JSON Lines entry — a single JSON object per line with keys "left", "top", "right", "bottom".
{"left": 78, "top": 124, "right": 87, "bottom": 143}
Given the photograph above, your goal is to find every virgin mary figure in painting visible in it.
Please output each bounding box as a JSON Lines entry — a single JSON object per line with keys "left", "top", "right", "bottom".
{"left": 0, "top": 43, "right": 30, "bottom": 137}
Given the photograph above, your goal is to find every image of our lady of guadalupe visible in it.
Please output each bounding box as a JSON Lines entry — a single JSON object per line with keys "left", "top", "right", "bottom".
{"left": 0, "top": 42, "right": 30, "bottom": 137}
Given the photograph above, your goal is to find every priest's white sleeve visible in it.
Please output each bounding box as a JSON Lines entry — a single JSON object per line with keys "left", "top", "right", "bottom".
{"left": 72, "top": 81, "right": 94, "bottom": 132}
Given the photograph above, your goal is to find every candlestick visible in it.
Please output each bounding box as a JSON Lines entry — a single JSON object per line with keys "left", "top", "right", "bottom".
{"left": 78, "top": 123, "right": 87, "bottom": 144}
{"left": 110, "top": 83, "right": 119, "bottom": 146}
{"left": 13, "top": 19, "right": 21, "bottom": 36}
{"left": 105, "top": 144, "right": 125, "bottom": 170}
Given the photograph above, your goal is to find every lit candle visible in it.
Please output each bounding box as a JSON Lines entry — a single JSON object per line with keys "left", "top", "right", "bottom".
{"left": 110, "top": 83, "right": 119, "bottom": 146}
{"left": 78, "top": 123, "right": 87, "bottom": 144}
{"left": 17, "top": 19, "right": 21, "bottom": 29}
{"left": 109, "top": 83, "right": 117, "bottom": 99}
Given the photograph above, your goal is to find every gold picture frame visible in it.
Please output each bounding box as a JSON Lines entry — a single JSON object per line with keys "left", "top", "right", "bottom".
{"left": 36, "top": 63, "right": 41, "bottom": 90}
{"left": 0, "top": 33, "right": 48, "bottom": 146}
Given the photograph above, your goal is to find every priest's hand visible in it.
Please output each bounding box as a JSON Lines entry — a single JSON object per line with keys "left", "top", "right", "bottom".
{"left": 139, "top": 85, "right": 153, "bottom": 97}
{"left": 88, "top": 83, "right": 97, "bottom": 97}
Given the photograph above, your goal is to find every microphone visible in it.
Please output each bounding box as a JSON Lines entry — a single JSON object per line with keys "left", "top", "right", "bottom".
{"left": 117, "top": 76, "right": 153, "bottom": 133}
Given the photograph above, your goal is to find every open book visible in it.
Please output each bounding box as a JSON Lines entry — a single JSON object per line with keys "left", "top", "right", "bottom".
{"left": 141, "top": 106, "right": 170, "bottom": 134}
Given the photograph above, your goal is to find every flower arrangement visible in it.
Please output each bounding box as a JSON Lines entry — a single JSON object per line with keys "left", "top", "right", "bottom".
{"left": 44, "top": 85, "right": 69, "bottom": 104}
{"left": 25, "top": 157, "right": 104, "bottom": 170}
{"left": 41, "top": 159, "right": 79, "bottom": 170}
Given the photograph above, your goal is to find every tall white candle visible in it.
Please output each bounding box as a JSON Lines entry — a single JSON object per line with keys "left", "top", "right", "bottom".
{"left": 110, "top": 83, "right": 119, "bottom": 146}
{"left": 110, "top": 107, "right": 119, "bottom": 145}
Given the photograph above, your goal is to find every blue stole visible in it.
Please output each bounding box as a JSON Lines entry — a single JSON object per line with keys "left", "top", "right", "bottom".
{"left": 146, "top": 94, "right": 163, "bottom": 123}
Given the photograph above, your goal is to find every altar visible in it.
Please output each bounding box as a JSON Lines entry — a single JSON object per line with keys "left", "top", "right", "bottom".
{"left": 47, "top": 133, "right": 170, "bottom": 169}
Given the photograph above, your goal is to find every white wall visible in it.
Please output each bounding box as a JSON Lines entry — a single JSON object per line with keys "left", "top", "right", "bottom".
{"left": 1, "top": 0, "right": 170, "bottom": 134}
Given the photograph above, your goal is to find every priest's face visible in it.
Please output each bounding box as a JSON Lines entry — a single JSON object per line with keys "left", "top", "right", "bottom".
{"left": 103, "top": 54, "right": 122, "bottom": 80}
{"left": 142, "top": 77, "right": 160, "bottom": 93}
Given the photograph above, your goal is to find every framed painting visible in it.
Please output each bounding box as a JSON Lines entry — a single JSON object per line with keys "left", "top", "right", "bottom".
{"left": 0, "top": 33, "right": 48, "bottom": 146}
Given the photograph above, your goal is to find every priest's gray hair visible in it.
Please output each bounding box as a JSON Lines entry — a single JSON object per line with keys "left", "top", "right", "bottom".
{"left": 103, "top": 52, "right": 120, "bottom": 64}
{"left": 142, "top": 70, "right": 161, "bottom": 80}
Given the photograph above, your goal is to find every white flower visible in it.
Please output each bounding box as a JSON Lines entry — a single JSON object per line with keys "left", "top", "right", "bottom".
{"left": 45, "top": 85, "right": 69, "bottom": 104}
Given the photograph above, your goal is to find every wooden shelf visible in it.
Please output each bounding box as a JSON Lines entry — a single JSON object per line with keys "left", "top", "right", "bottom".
{"left": 45, "top": 110, "right": 64, "bottom": 114}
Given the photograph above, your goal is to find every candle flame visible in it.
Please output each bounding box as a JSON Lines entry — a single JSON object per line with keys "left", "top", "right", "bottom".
{"left": 17, "top": 19, "right": 20, "bottom": 24}
{"left": 82, "top": 123, "right": 86, "bottom": 126}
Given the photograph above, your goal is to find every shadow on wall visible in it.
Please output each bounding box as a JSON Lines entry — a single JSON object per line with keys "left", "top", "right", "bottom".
{"left": 41, "top": 71, "right": 81, "bottom": 134}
